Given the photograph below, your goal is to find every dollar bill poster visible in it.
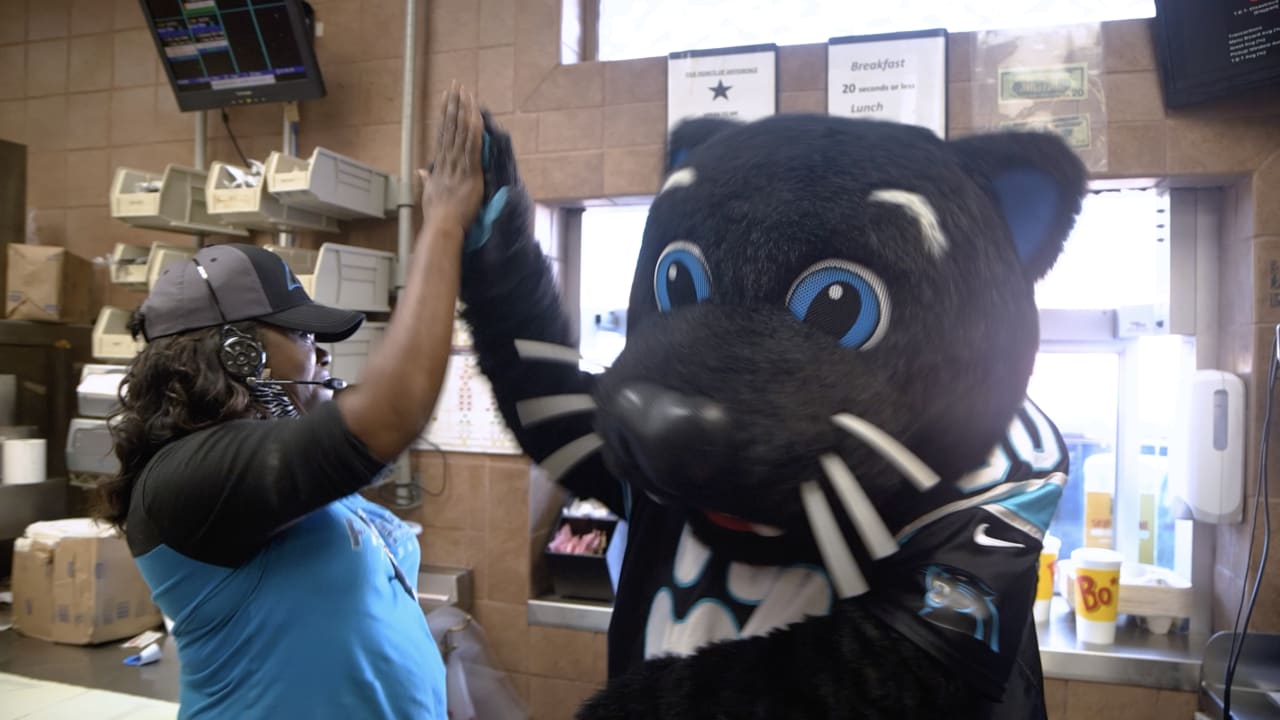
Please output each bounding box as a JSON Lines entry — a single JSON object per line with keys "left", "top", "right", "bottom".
{"left": 826, "top": 29, "right": 948, "bottom": 138}
{"left": 667, "top": 44, "right": 778, "bottom": 131}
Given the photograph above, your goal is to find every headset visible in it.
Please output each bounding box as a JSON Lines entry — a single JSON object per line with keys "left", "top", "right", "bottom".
{"left": 192, "top": 258, "right": 347, "bottom": 391}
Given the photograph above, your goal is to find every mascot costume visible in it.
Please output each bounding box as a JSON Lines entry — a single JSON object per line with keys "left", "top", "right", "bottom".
{"left": 458, "top": 111, "right": 1087, "bottom": 719}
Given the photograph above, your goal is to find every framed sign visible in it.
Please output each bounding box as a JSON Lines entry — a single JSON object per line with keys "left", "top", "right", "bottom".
{"left": 667, "top": 44, "right": 778, "bottom": 132}
{"left": 827, "top": 29, "right": 948, "bottom": 138}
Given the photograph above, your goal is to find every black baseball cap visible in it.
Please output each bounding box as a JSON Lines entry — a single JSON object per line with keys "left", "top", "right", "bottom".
{"left": 140, "top": 243, "right": 365, "bottom": 343}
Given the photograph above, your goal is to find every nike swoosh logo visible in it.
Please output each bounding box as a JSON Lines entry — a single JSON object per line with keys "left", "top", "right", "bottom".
{"left": 973, "top": 523, "right": 1026, "bottom": 549}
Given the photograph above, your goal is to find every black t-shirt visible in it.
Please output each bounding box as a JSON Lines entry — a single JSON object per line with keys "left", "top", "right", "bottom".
{"left": 126, "top": 401, "right": 389, "bottom": 566}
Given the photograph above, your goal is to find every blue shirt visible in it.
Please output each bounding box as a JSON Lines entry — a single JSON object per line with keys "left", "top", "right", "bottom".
{"left": 127, "top": 403, "right": 446, "bottom": 719}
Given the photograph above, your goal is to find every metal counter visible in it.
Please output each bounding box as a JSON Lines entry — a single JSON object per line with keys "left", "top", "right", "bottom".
{"left": 528, "top": 595, "right": 1205, "bottom": 691}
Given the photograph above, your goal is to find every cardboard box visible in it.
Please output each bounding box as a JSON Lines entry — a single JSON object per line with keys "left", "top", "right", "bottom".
{"left": 5, "top": 245, "right": 94, "bottom": 324}
{"left": 11, "top": 518, "right": 162, "bottom": 645}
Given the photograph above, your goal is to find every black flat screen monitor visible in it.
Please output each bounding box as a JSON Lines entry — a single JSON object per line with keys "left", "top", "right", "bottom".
{"left": 140, "top": 0, "right": 325, "bottom": 112}
{"left": 1152, "top": 0, "right": 1280, "bottom": 108}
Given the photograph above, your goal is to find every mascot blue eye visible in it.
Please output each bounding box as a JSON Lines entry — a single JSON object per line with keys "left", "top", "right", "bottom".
{"left": 654, "top": 241, "right": 712, "bottom": 312}
{"left": 785, "top": 260, "right": 890, "bottom": 349}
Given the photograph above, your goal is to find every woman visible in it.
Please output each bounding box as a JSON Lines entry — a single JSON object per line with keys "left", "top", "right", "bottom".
{"left": 94, "top": 84, "right": 484, "bottom": 719}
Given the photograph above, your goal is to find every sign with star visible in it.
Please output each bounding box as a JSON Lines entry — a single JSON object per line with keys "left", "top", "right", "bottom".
{"left": 827, "top": 29, "right": 948, "bottom": 138}
{"left": 667, "top": 44, "right": 778, "bottom": 132}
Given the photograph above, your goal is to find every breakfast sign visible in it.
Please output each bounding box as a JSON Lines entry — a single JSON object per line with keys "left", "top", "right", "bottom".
{"left": 826, "top": 29, "right": 948, "bottom": 138}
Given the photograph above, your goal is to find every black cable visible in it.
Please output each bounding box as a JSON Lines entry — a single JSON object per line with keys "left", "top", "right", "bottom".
{"left": 220, "top": 109, "right": 250, "bottom": 167}
{"left": 1222, "top": 326, "right": 1277, "bottom": 719}
{"left": 417, "top": 439, "right": 449, "bottom": 498}
{"left": 376, "top": 440, "right": 450, "bottom": 509}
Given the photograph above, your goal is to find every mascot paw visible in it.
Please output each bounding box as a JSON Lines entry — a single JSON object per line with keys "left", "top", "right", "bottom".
{"left": 464, "top": 112, "right": 523, "bottom": 252}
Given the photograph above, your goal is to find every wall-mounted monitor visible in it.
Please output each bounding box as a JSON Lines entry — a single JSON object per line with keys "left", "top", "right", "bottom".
{"left": 140, "top": 0, "right": 325, "bottom": 112}
{"left": 1152, "top": 0, "right": 1280, "bottom": 109}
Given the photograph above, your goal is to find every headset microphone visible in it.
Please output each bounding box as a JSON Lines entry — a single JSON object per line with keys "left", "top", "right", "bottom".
{"left": 191, "top": 258, "right": 349, "bottom": 393}
{"left": 249, "top": 377, "right": 349, "bottom": 391}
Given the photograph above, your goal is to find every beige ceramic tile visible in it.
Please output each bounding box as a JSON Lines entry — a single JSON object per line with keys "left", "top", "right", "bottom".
{"left": 25, "top": 93, "right": 67, "bottom": 150}
{"left": 300, "top": 63, "right": 362, "bottom": 129}
{"left": 27, "top": 0, "right": 69, "bottom": 41}
{"left": 112, "top": 0, "right": 144, "bottom": 30}
{"left": 524, "top": 62, "right": 603, "bottom": 112}
{"left": 428, "top": 0, "right": 480, "bottom": 53}
{"left": 111, "top": 29, "right": 155, "bottom": 87}
{"left": 1101, "top": 19, "right": 1156, "bottom": 73}
{"left": 0, "top": 45, "right": 26, "bottom": 100}
{"left": 778, "top": 43, "right": 825, "bottom": 93}
{"left": 107, "top": 85, "right": 154, "bottom": 146}
{"left": 1064, "top": 680, "right": 1159, "bottom": 720}
{"left": 25, "top": 39, "right": 68, "bottom": 97}
{"left": 479, "top": 0, "right": 516, "bottom": 48}
{"left": 527, "top": 675, "right": 602, "bottom": 720}
{"left": 359, "top": 58, "right": 405, "bottom": 126}
{"left": 0, "top": 99, "right": 26, "bottom": 144}
{"left": 0, "top": 0, "right": 27, "bottom": 44}
{"left": 1044, "top": 678, "right": 1068, "bottom": 720}
{"left": 527, "top": 625, "right": 608, "bottom": 684}
{"left": 473, "top": 599, "right": 530, "bottom": 674}
{"left": 69, "top": 0, "right": 111, "bottom": 36}
{"left": 948, "top": 32, "right": 976, "bottom": 83}
{"left": 479, "top": 45, "right": 515, "bottom": 114}
{"left": 418, "top": 453, "right": 486, "bottom": 531}
{"left": 310, "top": 0, "right": 363, "bottom": 67}
{"left": 67, "top": 34, "right": 112, "bottom": 92}
{"left": 603, "top": 102, "right": 664, "bottom": 148}
{"left": 26, "top": 150, "right": 68, "bottom": 208}
{"left": 484, "top": 529, "right": 530, "bottom": 603}
{"left": 1253, "top": 150, "right": 1280, "bottom": 237}
{"left": 359, "top": 0, "right": 406, "bottom": 60}
{"left": 520, "top": 150, "right": 602, "bottom": 201}
{"left": 30, "top": 207, "right": 66, "bottom": 244}
{"left": 1102, "top": 71, "right": 1164, "bottom": 123}
{"left": 64, "top": 147, "right": 107, "bottom": 206}
{"left": 1105, "top": 121, "right": 1166, "bottom": 178}
{"left": 537, "top": 107, "right": 602, "bottom": 152}
{"left": 779, "top": 91, "right": 824, "bottom": 114}
{"left": 513, "top": 0, "right": 560, "bottom": 106}
{"left": 603, "top": 57, "right": 665, "bottom": 106}
{"left": 603, "top": 146, "right": 661, "bottom": 197}
{"left": 1167, "top": 116, "right": 1280, "bottom": 175}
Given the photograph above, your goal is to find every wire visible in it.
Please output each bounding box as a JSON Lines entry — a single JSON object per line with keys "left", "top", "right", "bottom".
{"left": 1222, "top": 325, "right": 1277, "bottom": 719}
{"left": 377, "top": 440, "right": 450, "bottom": 510}
{"left": 220, "top": 109, "right": 250, "bottom": 167}
{"left": 417, "top": 439, "right": 450, "bottom": 498}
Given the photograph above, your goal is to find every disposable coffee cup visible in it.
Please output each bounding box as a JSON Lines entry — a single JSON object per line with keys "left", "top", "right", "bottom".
{"left": 1070, "top": 547, "right": 1123, "bottom": 644}
{"left": 1033, "top": 534, "right": 1061, "bottom": 623}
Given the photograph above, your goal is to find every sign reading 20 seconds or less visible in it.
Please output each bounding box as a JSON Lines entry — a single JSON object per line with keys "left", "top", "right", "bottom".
{"left": 826, "top": 29, "right": 948, "bottom": 139}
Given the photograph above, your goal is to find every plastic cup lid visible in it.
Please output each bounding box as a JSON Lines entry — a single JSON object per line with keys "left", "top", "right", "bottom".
{"left": 1070, "top": 547, "right": 1124, "bottom": 568}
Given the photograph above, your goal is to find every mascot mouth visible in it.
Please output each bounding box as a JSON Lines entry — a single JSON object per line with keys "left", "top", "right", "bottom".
{"left": 592, "top": 371, "right": 946, "bottom": 524}
{"left": 702, "top": 510, "right": 785, "bottom": 537}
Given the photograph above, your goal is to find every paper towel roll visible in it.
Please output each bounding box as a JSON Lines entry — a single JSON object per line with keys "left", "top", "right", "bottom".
{"left": 3, "top": 438, "right": 46, "bottom": 485}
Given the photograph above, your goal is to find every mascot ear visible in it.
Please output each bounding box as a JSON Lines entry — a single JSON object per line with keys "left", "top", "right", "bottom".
{"left": 667, "top": 117, "right": 742, "bottom": 172}
{"left": 949, "top": 132, "right": 1088, "bottom": 281}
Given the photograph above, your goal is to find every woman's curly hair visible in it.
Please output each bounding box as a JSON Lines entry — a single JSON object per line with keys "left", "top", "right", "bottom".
{"left": 94, "top": 312, "right": 264, "bottom": 530}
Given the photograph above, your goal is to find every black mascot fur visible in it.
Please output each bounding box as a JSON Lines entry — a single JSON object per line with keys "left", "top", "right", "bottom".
{"left": 458, "top": 111, "right": 1087, "bottom": 719}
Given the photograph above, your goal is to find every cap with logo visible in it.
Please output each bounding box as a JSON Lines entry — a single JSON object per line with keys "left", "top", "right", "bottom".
{"left": 140, "top": 243, "right": 365, "bottom": 343}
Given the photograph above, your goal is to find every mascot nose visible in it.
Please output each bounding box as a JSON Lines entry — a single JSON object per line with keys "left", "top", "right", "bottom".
{"left": 605, "top": 382, "right": 731, "bottom": 484}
